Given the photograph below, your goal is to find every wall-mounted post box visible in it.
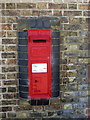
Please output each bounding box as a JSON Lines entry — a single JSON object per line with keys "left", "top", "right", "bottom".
{"left": 28, "top": 29, "right": 52, "bottom": 99}
{"left": 18, "top": 18, "right": 60, "bottom": 105}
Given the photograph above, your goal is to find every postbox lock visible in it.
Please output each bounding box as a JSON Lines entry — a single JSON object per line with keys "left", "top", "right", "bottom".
{"left": 35, "top": 80, "right": 38, "bottom": 83}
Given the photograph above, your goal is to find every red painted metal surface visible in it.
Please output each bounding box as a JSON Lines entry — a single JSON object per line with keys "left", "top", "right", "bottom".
{"left": 28, "top": 29, "right": 52, "bottom": 99}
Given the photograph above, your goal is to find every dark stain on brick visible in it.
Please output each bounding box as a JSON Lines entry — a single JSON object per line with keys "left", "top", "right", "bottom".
{"left": 6, "top": 3, "right": 16, "bottom": 9}
{"left": 2, "top": 53, "right": 16, "bottom": 58}
{"left": 2, "top": 107, "right": 12, "bottom": 112}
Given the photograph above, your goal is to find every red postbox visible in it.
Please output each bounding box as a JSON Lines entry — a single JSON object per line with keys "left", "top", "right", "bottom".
{"left": 28, "top": 29, "right": 52, "bottom": 99}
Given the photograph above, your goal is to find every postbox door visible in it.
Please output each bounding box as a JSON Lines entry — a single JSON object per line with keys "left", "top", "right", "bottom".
{"left": 28, "top": 29, "right": 52, "bottom": 99}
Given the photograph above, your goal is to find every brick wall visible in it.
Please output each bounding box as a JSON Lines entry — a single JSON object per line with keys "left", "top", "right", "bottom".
{"left": 0, "top": 0, "right": 90, "bottom": 119}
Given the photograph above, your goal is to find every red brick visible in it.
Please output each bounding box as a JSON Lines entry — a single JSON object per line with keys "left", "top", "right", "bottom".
{"left": 86, "top": 108, "right": 90, "bottom": 118}
{"left": 0, "top": 31, "right": 6, "bottom": 37}
{"left": 2, "top": 24, "right": 12, "bottom": 30}
{"left": 88, "top": 66, "right": 90, "bottom": 83}
{"left": 7, "top": 59, "right": 17, "bottom": 65}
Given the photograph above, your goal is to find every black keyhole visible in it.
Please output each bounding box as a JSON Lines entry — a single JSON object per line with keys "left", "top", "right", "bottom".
{"left": 35, "top": 80, "right": 38, "bottom": 83}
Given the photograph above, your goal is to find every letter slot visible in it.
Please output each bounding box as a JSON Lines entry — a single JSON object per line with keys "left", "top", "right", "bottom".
{"left": 33, "top": 40, "right": 46, "bottom": 43}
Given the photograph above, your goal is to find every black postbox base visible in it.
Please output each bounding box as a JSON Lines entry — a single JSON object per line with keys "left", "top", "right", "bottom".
{"left": 29, "top": 99, "right": 49, "bottom": 105}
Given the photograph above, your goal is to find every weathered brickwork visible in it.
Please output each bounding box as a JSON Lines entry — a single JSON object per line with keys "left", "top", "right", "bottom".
{"left": 0, "top": 0, "right": 90, "bottom": 119}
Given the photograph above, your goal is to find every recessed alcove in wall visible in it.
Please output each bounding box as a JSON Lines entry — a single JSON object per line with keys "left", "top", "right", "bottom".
{"left": 18, "top": 17, "right": 60, "bottom": 105}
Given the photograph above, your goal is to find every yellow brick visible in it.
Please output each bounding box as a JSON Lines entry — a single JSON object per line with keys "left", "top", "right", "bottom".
{"left": 51, "top": 26, "right": 60, "bottom": 31}
{"left": 68, "top": 58, "right": 77, "bottom": 64}
{"left": 60, "top": 31, "right": 67, "bottom": 36}
{"left": 64, "top": 104, "right": 72, "bottom": 109}
{"left": 17, "top": 112, "right": 28, "bottom": 118}
{"left": 64, "top": 92, "right": 73, "bottom": 97}
{"left": 37, "top": 3, "right": 47, "bottom": 9}
{"left": 68, "top": 45, "right": 78, "bottom": 50}
{"left": 86, "top": 91, "right": 90, "bottom": 95}
{"left": 67, "top": 72, "right": 77, "bottom": 77}
{"left": 79, "top": 58, "right": 88, "bottom": 63}
{"left": 69, "top": 77, "right": 76, "bottom": 82}
{"left": 78, "top": 4, "right": 88, "bottom": 10}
